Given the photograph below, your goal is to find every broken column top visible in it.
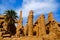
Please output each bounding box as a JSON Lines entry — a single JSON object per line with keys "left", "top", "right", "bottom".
{"left": 20, "top": 10, "right": 22, "bottom": 19}
{"left": 40, "top": 14, "right": 45, "bottom": 18}
{"left": 48, "top": 12, "right": 54, "bottom": 22}
{"left": 48, "top": 12, "right": 53, "bottom": 18}
{"left": 29, "top": 10, "right": 33, "bottom": 15}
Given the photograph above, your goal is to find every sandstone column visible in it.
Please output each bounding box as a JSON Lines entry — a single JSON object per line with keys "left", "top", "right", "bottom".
{"left": 48, "top": 12, "right": 54, "bottom": 33}
{"left": 28, "top": 10, "right": 33, "bottom": 36}
{"left": 48, "top": 12, "right": 54, "bottom": 22}
{"left": 48, "top": 12, "right": 57, "bottom": 40}
{"left": 36, "top": 24, "right": 39, "bottom": 36}
{"left": 24, "top": 23, "right": 28, "bottom": 36}
{"left": 16, "top": 10, "right": 23, "bottom": 37}
{"left": 38, "top": 14, "right": 46, "bottom": 37}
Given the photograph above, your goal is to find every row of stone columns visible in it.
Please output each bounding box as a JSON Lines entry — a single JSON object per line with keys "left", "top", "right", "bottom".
{"left": 16, "top": 10, "right": 33, "bottom": 37}
{"left": 16, "top": 10, "right": 58, "bottom": 39}
{"left": 16, "top": 10, "right": 46, "bottom": 37}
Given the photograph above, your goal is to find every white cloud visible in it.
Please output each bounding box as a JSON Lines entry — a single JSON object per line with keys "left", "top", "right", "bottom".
{"left": 16, "top": 0, "right": 58, "bottom": 18}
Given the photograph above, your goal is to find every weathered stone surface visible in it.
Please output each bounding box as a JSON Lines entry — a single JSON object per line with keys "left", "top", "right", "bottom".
{"left": 28, "top": 10, "right": 33, "bottom": 36}
{"left": 38, "top": 14, "right": 46, "bottom": 37}
{"left": 0, "top": 37, "right": 3, "bottom": 40}
{"left": 3, "top": 36, "right": 42, "bottom": 40}
{"left": 0, "top": 11, "right": 60, "bottom": 40}
{"left": 16, "top": 10, "right": 23, "bottom": 37}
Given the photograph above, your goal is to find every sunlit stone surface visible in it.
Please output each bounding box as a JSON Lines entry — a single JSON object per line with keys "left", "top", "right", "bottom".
{"left": 0, "top": 10, "right": 60, "bottom": 40}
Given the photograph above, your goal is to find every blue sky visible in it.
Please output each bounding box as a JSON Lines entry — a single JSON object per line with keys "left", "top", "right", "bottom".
{"left": 0, "top": 0, "right": 60, "bottom": 25}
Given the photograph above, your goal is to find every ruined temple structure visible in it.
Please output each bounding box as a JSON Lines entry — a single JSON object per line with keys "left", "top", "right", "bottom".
{"left": 0, "top": 10, "right": 60, "bottom": 40}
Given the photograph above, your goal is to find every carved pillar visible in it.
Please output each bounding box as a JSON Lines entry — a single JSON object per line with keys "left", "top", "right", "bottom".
{"left": 24, "top": 23, "right": 28, "bottom": 36}
{"left": 48, "top": 12, "right": 54, "bottom": 33}
{"left": 28, "top": 10, "right": 33, "bottom": 36}
{"left": 48, "top": 12, "right": 57, "bottom": 40}
{"left": 38, "top": 14, "right": 46, "bottom": 37}
{"left": 16, "top": 10, "right": 23, "bottom": 37}
{"left": 48, "top": 12, "right": 53, "bottom": 22}
{"left": 36, "top": 24, "right": 39, "bottom": 36}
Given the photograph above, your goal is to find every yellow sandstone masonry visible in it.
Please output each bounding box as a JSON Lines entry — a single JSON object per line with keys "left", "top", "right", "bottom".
{"left": 28, "top": 10, "right": 33, "bottom": 36}
{"left": 38, "top": 14, "right": 46, "bottom": 37}
{"left": 16, "top": 10, "right": 23, "bottom": 37}
{"left": 0, "top": 10, "right": 60, "bottom": 40}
